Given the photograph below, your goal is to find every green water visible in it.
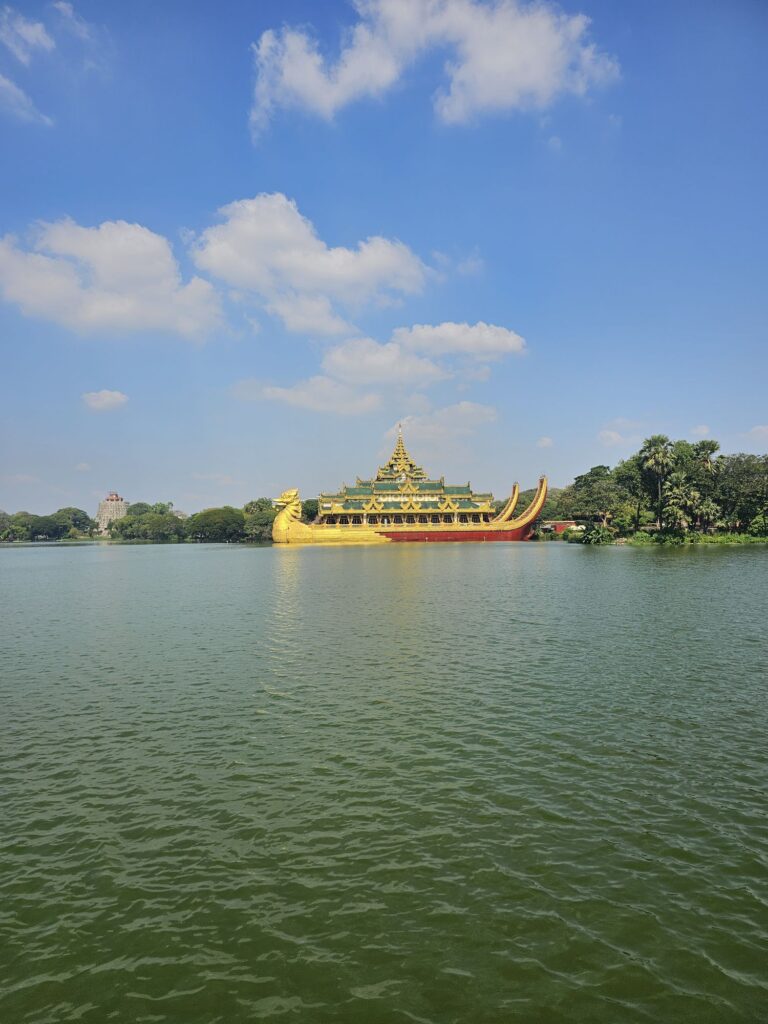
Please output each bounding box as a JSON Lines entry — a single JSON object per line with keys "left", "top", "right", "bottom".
{"left": 1, "top": 543, "right": 767, "bottom": 1023}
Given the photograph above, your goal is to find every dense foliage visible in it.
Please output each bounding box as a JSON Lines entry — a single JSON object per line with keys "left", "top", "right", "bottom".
{"left": 0, "top": 507, "right": 97, "bottom": 541}
{"left": 547, "top": 436, "right": 768, "bottom": 544}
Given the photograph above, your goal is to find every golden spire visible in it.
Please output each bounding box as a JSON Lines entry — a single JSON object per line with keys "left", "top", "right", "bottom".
{"left": 377, "top": 427, "right": 427, "bottom": 480}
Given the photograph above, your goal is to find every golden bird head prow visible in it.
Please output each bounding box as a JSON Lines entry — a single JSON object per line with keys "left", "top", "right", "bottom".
{"left": 274, "top": 488, "right": 300, "bottom": 508}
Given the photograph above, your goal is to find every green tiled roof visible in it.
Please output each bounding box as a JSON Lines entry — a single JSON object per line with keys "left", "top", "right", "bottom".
{"left": 315, "top": 433, "right": 496, "bottom": 510}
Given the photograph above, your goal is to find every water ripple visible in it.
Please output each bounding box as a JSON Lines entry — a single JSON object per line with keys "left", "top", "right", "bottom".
{"left": 1, "top": 543, "right": 767, "bottom": 1022}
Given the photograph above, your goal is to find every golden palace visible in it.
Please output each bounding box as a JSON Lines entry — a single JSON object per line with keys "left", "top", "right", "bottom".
{"left": 272, "top": 431, "right": 547, "bottom": 545}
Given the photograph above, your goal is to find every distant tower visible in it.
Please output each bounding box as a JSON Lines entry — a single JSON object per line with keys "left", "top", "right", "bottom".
{"left": 95, "top": 492, "right": 129, "bottom": 534}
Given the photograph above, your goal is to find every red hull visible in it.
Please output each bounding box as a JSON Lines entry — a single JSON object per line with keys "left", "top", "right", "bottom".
{"left": 379, "top": 526, "right": 534, "bottom": 542}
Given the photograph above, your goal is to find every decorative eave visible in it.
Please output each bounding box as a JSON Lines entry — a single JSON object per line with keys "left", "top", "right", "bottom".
{"left": 317, "top": 430, "right": 496, "bottom": 512}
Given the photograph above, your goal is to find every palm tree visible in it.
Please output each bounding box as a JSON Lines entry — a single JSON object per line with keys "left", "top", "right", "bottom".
{"left": 640, "top": 435, "right": 675, "bottom": 528}
{"left": 663, "top": 471, "right": 700, "bottom": 533}
{"left": 697, "top": 497, "right": 721, "bottom": 533}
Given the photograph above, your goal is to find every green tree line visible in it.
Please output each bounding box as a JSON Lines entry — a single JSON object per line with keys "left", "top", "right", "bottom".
{"left": 539, "top": 436, "right": 768, "bottom": 544}
{"left": 0, "top": 507, "right": 98, "bottom": 542}
{"left": 3, "top": 441, "right": 766, "bottom": 545}
{"left": 0, "top": 498, "right": 319, "bottom": 544}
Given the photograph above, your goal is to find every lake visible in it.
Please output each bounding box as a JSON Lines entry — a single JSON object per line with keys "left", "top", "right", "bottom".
{"left": 1, "top": 542, "right": 767, "bottom": 1022}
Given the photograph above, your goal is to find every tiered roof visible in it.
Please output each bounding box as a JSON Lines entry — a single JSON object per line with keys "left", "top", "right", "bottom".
{"left": 375, "top": 431, "right": 428, "bottom": 481}
{"left": 318, "top": 429, "right": 494, "bottom": 514}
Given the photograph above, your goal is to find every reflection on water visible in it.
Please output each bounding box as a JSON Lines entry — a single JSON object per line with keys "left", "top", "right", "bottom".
{"left": 1, "top": 542, "right": 767, "bottom": 1023}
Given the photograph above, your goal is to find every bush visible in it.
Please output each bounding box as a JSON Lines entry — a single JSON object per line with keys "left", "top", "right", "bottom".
{"left": 582, "top": 524, "right": 616, "bottom": 545}
{"left": 654, "top": 532, "right": 685, "bottom": 545}
{"left": 563, "top": 527, "right": 585, "bottom": 543}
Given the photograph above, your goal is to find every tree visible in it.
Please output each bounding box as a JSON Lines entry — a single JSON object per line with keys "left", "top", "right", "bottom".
{"left": 186, "top": 507, "right": 245, "bottom": 543}
{"left": 639, "top": 435, "right": 675, "bottom": 528}
{"left": 127, "top": 502, "right": 152, "bottom": 517}
{"left": 509, "top": 487, "right": 561, "bottom": 521}
{"left": 715, "top": 454, "right": 768, "bottom": 530}
{"left": 671, "top": 440, "right": 721, "bottom": 501}
{"left": 613, "top": 455, "right": 650, "bottom": 532}
{"left": 243, "top": 498, "right": 277, "bottom": 543}
{"left": 135, "top": 512, "right": 185, "bottom": 541}
{"left": 557, "top": 465, "right": 628, "bottom": 527}
{"left": 243, "top": 498, "right": 273, "bottom": 515}
{"left": 301, "top": 498, "right": 318, "bottom": 522}
{"left": 110, "top": 511, "right": 186, "bottom": 541}
{"left": 24, "top": 514, "right": 68, "bottom": 540}
{"left": 52, "top": 507, "right": 96, "bottom": 534}
{"left": 692, "top": 439, "right": 721, "bottom": 481}
{"left": 663, "top": 472, "right": 701, "bottom": 533}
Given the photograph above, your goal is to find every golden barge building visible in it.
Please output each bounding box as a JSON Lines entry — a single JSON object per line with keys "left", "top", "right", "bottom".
{"left": 272, "top": 431, "right": 547, "bottom": 545}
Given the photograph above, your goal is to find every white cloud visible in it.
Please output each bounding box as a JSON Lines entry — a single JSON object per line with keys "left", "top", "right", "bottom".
{"left": 746, "top": 425, "right": 768, "bottom": 441}
{"left": 0, "top": 72, "right": 52, "bottom": 124}
{"left": 547, "top": 134, "right": 562, "bottom": 152}
{"left": 321, "top": 337, "right": 447, "bottom": 387}
{"left": 598, "top": 429, "right": 624, "bottom": 446}
{"left": 192, "top": 192, "right": 425, "bottom": 334}
{"left": 0, "top": 218, "right": 222, "bottom": 337}
{"left": 234, "top": 375, "right": 380, "bottom": 415}
{"left": 251, "top": 0, "right": 618, "bottom": 135}
{"left": 536, "top": 436, "right": 553, "bottom": 448}
{"left": 393, "top": 401, "right": 497, "bottom": 444}
{"left": 0, "top": 6, "right": 54, "bottom": 64}
{"left": 598, "top": 417, "right": 644, "bottom": 447}
{"left": 394, "top": 320, "right": 525, "bottom": 358}
{"left": 456, "top": 251, "right": 484, "bottom": 276}
{"left": 82, "top": 389, "right": 128, "bottom": 411}
{"left": 608, "top": 416, "right": 642, "bottom": 431}
{"left": 74, "top": 461, "right": 91, "bottom": 472}
{"left": 231, "top": 316, "right": 525, "bottom": 421}
{"left": 463, "top": 363, "right": 491, "bottom": 382}
{"left": 53, "top": 2, "right": 92, "bottom": 41}
{"left": 266, "top": 293, "right": 352, "bottom": 336}
{"left": 691, "top": 424, "right": 710, "bottom": 438}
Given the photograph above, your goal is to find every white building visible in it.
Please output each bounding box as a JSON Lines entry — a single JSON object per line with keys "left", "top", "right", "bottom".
{"left": 95, "top": 492, "right": 129, "bottom": 534}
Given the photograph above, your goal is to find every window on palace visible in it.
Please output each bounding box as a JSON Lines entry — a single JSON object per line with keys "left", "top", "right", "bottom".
{"left": 326, "top": 516, "right": 337, "bottom": 525}
{"left": 418, "top": 515, "right": 428, "bottom": 524}
{"left": 339, "top": 516, "right": 349, "bottom": 525}
{"left": 406, "top": 515, "right": 415, "bottom": 524}
{"left": 351, "top": 515, "right": 362, "bottom": 525}
{"left": 430, "top": 515, "right": 440, "bottom": 524}
{"left": 443, "top": 515, "right": 453, "bottom": 524}
{"left": 459, "top": 514, "right": 468, "bottom": 524}
{"left": 393, "top": 515, "right": 403, "bottom": 524}
{"left": 471, "top": 514, "right": 480, "bottom": 523}
{"left": 368, "top": 515, "right": 378, "bottom": 525}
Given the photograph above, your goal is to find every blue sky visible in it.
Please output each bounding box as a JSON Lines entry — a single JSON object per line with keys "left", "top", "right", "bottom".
{"left": 1, "top": 0, "right": 766, "bottom": 515}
